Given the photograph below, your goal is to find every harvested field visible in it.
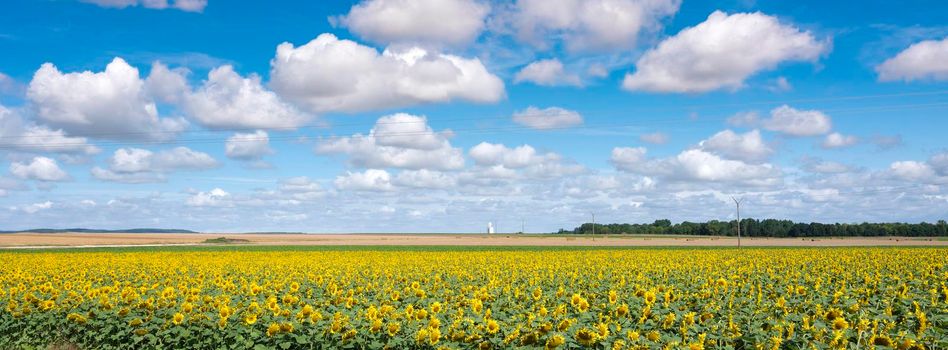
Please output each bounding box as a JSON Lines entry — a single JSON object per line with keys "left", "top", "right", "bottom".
{"left": 0, "top": 232, "right": 945, "bottom": 248}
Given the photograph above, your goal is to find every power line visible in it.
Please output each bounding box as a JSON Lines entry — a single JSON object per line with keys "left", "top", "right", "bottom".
{"left": 2, "top": 89, "right": 946, "bottom": 142}
{"left": 2, "top": 100, "right": 947, "bottom": 150}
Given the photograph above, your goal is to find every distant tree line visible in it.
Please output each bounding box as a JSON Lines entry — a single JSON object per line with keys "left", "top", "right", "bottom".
{"left": 556, "top": 219, "right": 948, "bottom": 237}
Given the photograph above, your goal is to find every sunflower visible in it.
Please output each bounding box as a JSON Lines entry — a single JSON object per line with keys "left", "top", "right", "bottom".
{"left": 266, "top": 323, "right": 281, "bottom": 337}
{"left": 575, "top": 328, "right": 600, "bottom": 346}
{"left": 387, "top": 322, "right": 401, "bottom": 337}
{"left": 486, "top": 319, "right": 500, "bottom": 334}
{"left": 172, "top": 312, "right": 184, "bottom": 325}
{"left": 644, "top": 291, "right": 657, "bottom": 305}
{"left": 244, "top": 313, "right": 257, "bottom": 325}
{"left": 831, "top": 317, "right": 849, "bottom": 330}
{"left": 545, "top": 334, "right": 565, "bottom": 349}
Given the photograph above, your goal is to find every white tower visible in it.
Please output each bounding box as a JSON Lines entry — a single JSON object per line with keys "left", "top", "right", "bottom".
{"left": 487, "top": 222, "right": 495, "bottom": 234}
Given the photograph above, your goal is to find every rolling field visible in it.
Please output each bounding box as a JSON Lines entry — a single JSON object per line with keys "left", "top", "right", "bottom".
{"left": 1, "top": 246, "right": 946, "bottom": 349}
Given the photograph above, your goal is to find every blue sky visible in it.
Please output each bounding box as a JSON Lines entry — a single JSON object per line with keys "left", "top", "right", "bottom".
{"left": 1, "top": 0, "right": 947, "bottom": 232}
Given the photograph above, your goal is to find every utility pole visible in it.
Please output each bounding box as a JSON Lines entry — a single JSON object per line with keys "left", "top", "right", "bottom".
{"left": 591, "top": 213, "right": 596, "bottom": 235}
{"left": 731, "top": 197, "right": 744, "bottom": 248}
{"left": 521, "top": 218, "right": 525, "bottom": 234}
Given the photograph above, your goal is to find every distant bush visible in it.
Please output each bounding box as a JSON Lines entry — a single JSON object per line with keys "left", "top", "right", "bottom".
{"left": 202, "top": 237, "right": 250, "bottom": 244}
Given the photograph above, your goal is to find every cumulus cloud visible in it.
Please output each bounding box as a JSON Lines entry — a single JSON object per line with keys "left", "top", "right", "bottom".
{"left": 0, "top": 104, "right": 99, "bottom": 155}
{"left": 20, "top": 201, "right": 53, "bottom": 214}
{"left": 639, "top": 132, "right": 668, "bottom": 145}
{"left": 270, "top": 34, "right": 504, "bottom": 113}
{"left": 886, "top": 151, "right": 948, "bottom": 184}
{"left": 26, "top": 57, "right": 186, "bottom": 140}
{"left": 0, "top": 72, "right": 22, "bottom": 96}
{"left": 91, "top": 147, "right": 218, "bottom": 183}
{"left": 622, "top": 11, "right": 827, "bottom": 93}
{"left": 821, "top": 132, "right": 858, "bottom": 149}
{"left": 761, "top": 105, "right": 832, "bottom": 136}
{"left": 144, "top": 62, "right": 190, "bottom": 104}
{"left": 186, "top": 188, "right": 230, "bottom": 207}
{"left": 334, "top": 169, "right": 395, "bottom": 192}
{"left": 510, "top": 0, "right": 681, "bottom": 53}
{"left": 698, "top": 129, "right": 773, "bottom": 162}
{"left": 278, "top": 176, "right": 325, "bottom": 201}
{"left": 315, "top": 113, "right": 464, "bottom": 170}
{"left": 876, "top": 37, "right": 948, "bottom": 82}
{"left": 185, "top": 65, "right": 309, "bottom": 129}
{"left": 889, "top": 161, "right": 938, "bottom": 182}
{"left": 337, "top": 0, "right": 489, "bottom": 47}
{"left": 801, "top": 158, "right": 854, "bottom": 174}
{"left": 10, "top": 157, "right": 70, "bottom": 182}
{"left": 726, "top": 111, "right": 760, "bottom": 128}
{"left": 393, "top": 169, "right": 458, "bottom": 189}
{"left": 511, "top": 106, "right": 583, "bottom": 129}
{"left": 469, "top": 142, "right": 584, "bottom": 179}
{"left": 611, "top": 147, "right": 781, "bottom": 186}
{"left": 81, "top": 0, "right": 206, "bottom": 12}
{"left": 513, "top": 59, "right": 582, "bottom": 87}
{"left": 225, "top": 130, "right": 273, "bottom": 160}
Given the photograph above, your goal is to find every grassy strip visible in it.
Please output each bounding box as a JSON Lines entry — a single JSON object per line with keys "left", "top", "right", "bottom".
{"left": 1, "top": 244, "right": 945, "bottom": 254}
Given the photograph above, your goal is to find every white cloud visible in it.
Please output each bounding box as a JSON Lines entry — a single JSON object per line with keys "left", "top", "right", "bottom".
{"left": 144, "top": 62, "right": 190, "bottom": 104}
{"left": 225, "top": 130, "right": 273, "bottom": 160}
{"left": 513, "top": 59, "right": 582, "bottom": 87}
{"left": 511, "top": 106, "right": 583, "bottom": 129}
{"left": 511, "top": 0, "right": 681, "bottom": 53}
{"left": 10, "top": 157, "right": 70, "bottom": 182}
{"left": 393, "top": 169, "right": 458, "bottom": 189}
{"left": 334, "top": 169, "right": 395, "bottom": 192}
{"left": 930, "top": 151, "right": 948, "bottom": 176}
{"left": 187, "top": 188, "right": 231, "bottom": 207}
{"left": 468, "top": 142, "right": 584, "bottom": 179}
{"left": 21, "top": 201, "right": 53, "bottom": 214}
{"left": 889, "top": 161, "right": 936, "bottom": 182}
{"left": 469, "top": 142, "right": 547, "bottom": 169}
{"left": 802, "top": 159, "right": 853, "bottom": 174}
{"left": 81, "top": 0, "right": 207, "bottom": 12}
{"left": 185, "top": 65, "right": 309, "bottom": 129}
{"left": 27, "top": 57, "right": 186, "bottom": 140}
{"left": 611, "top": 147, "right": 780, "bottom": 185}
{"left": 278, "top": 176, "right": 325, "bottom": 201}
{"left": 89, "top": 168, "right": 165, "bottom": 184}
{"left": 726, "top": 111, "right": 760, "bottom": 128}
{"left": 0, "top": 104, "right": 99, "bottom": 155}
{"left": 622, "top": 11, "right": 827, "bottom": 93}
{"left": 152, "top": 146, "right": 219, "bottom": 170}
{"left": 337, "top": 0, "right": 489, "bottom": 47}
{"left": 91, "top": 147, "right": 218, "bottom": 183}
{"left": 885, "top": 152, "right": 948, "bottom": 184}
{"left": 767, "top": 76, "right": 793, "bottom": 92}
{"left": 639, "top": 132, "right": 668, "bottom": 145}
{"left": 876, "top": 37, "right": 948, "bottom": 82}
{"left": 699, "top": 129, "right": 773, "bottom": 162}
{"left": 821, "top": 132, "right": 858, "bottom": 149}
{"left": 269, "top": 34, "right": 504, "bottom": 113}
{"left": 316, "top": 113, "right": 464, "bottom": 170}
{"left": 0, "top": 72, "right": 22, "bottom": 96}
{"left": 761, "top": 105, "right": 832, "bottom": 136}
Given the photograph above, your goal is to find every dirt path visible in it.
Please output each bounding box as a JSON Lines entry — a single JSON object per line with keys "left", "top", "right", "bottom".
{"left": 1, "top": 232, "right": 945, "bottom": 248}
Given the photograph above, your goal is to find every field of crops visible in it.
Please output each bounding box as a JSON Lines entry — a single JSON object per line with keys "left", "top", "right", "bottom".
{"left": 1, "top": 247, "right": 946, "bottom": 349}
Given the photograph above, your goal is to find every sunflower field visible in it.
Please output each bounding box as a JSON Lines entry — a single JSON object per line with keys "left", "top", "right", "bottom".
{"left": 0, "top": 247, "right": 946, "bottom": 349}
